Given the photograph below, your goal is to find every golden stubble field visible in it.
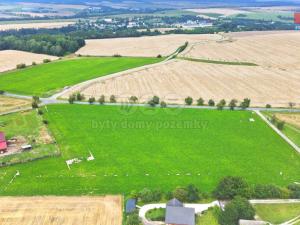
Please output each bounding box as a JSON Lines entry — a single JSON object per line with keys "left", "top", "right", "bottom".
{"left": 76, "top": 34, "right": 220, "bottom": 57}
{"left": 0, "top": 22, "right": 75, "bottom": 31}
{"left": 0, "top": 196, "right": 122, "bottom": 225}
{"left": 62, "top": 59, "right": 300, "bottom": 107}
{"left": 0, "top": 96, "right": 31, "bottom": 114}
{"left": 0, "top": 50, "right": 58, "bottom": 73}
{"left": 180, "top": 31, "right": 300, "bottom": 69}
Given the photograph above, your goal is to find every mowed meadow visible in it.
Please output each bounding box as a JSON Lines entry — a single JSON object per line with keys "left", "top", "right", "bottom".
{"left": 0, "top": 104, "right": 299, "bottom": 196}
{"left": 0, "top": 56, "right": 162, "bottom": 96}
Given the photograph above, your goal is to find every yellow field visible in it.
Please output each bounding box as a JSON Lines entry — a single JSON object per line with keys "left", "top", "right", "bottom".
{"left": 76, "top": 34, "right": 220, "bottom": 57}
{"left": 181, "top": 31, "right": 300, "bottom": 69}
{"left": 0, "top": 196, "right": 122, "bottom": 225}
{"left": 0, "top": 50, "right": 58, "bottom": 72}
{"left": 0, "top": 96, "right": 31, "bottom": 114}
{"left": 62, "top": 59, "right": 300, "bottom": 107}
{"left": 0, "top": 22, "right": 75, "bottom": 31}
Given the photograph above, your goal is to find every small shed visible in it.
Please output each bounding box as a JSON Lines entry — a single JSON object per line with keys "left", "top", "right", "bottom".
{"left": 125, "top": 199, "right": 136, "bottom": 213}
{"left": 0, "top": 132, "right": 7, "bottom": 153}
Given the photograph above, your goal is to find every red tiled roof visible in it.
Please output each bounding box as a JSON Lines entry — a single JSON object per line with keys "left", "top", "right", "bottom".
{"left": 0, "top": 141, "right": 7, "bottom": 150}
{"left": 0, "top": 132, "right": 5, "bottom": 142}
{"left": 295, "top": 13, "right": 300, "bottom": 24}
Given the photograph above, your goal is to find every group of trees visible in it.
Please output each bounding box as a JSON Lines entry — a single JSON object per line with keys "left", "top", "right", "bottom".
{"left": 270, "top": 115, "right": 286, "bottom": 131}
{"left": 0, "top": 31, "right": 85, "bottom": 56}
{"left": 184, "top": 97, "right": 251, "bottom": 110}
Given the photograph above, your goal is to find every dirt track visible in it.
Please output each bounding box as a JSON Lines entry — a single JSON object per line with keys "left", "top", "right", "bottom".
{"left": 0, "top": 196, "right": 122, "bottom": 225}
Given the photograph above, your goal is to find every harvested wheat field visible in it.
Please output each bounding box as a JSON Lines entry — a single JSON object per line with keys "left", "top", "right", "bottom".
{"left": 0, "top": 96, "right": 31, "bottom": 114}
{"left": 275, "top": 113, "right": 300, "bottom": 128}
{"left": 0, "top": 50, "right": 58, "bottom": 72}
{"left": 0, "top": 22, "right": 75, "bottom": 31}
{"left": 186, "top": 7, "right": 250, "bottom": 16}
{"left": 76, "top": 34, "right": 220, "bottom": 57}
{"left": 181, "top": 31, "right": 300, "bottom": 69}
{"left": 0, "top": 196, "right": 122, "bottom": 225}
{"left": 63, "top": 59, "right": 300, "bottom": 107}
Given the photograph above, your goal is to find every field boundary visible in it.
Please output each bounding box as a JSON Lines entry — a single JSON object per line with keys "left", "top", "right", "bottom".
{"left": 255, "top": 110, "right": 300, "bottom": 154}
{"left": 178, "top": 56, "right": 258, "bottom": 66}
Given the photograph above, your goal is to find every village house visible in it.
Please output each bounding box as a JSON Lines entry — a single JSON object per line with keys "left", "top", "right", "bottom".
{"left": 165, "top": 198, "right": 195, "bottom": 225}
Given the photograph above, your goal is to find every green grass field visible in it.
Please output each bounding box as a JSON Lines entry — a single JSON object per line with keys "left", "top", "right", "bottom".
{"left": 254, "top": 204, "right": 300, "bottom": 224}
{"left": 0, "top": 57, "right": 162, "bottom": 97}
{"left": 0, "top": 105, "right": 300, "bottom": 196}
{"left": 197, "top": 207, "right": 220, "bottom": 225}
{"left": 232, "top": 12, "right": 294, "bottom": 23}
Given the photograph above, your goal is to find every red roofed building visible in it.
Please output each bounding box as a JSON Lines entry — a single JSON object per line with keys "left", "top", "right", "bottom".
{"left": 0, "top": 132, "right": 7, "bottom": 153}
{"left": 295, "top": 13, "right": 300, "bottom": 24}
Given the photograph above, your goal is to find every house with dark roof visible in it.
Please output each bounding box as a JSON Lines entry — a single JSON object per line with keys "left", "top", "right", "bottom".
{"left": 0, "top": 132, "right": 7, "bottom": 154}
{"left": 165, "top": 198, "right": 195, "bottom": 225}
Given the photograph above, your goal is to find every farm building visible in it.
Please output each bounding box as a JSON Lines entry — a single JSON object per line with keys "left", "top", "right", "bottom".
{"left": 165, "top": 198, "right": 195, "bottom": 225}
{"left": 0, "top": 132, "right": 7, "bottom": 153}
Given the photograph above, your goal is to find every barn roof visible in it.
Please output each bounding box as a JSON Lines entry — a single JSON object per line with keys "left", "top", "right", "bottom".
{"left": 167, "top": 198, "right": 183, "bottom": 207}
{"left": 0, "top": 132, "right": 5, "bottom": 142}
{"left": 165, "top": 206, "right": 195, "bottom": 225}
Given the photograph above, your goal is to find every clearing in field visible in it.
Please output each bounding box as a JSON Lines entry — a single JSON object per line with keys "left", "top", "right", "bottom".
{"left": 76, "top": 34, "right": 219, "bottom": 57}
{"left": 64, "top": 59, "right": 300, "bottom": 107}
{"left": 254, "top": 203, "right": 300, "bottom": 224}
{"left": 0, "top": 196, "right": 122, "bottom": 225}
{"left": 180, "top": 31, "right": 300, "bottom": 69}
{"left": 0, "top": 21, "right": 75, "bottom": 31}
{"left": 0, "top": 104, "right": 299, "bottom": 195}
{"left": 0, "top": 50, "right": 58, "bottom": 73}
{"left": 0, "top": 56, "right": 162, "bottom": 96}
{"left": 0, "top": 95, "right": 31, "bottom": 114}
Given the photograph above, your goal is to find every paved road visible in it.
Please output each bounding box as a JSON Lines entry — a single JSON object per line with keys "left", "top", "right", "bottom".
{"left": 250, "top": 199, "right": 300, "bottom": 204}
{"left": 4, "top": 92, "right": 300, "bottom": 113}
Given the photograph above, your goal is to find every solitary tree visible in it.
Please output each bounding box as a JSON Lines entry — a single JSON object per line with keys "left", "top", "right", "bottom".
{"left": 229, "top": 99, "right": 238, "bottom": 110}
{"left": 76, "top": 92, "right": 85, "bottom": 101}
{"left": 88, "top": 97, "right": 96, "bottom": 104}
{"left": 208, "top": 99, "right": 215, "bottom": 106}
{"left": 240, "top": 98, "right": 251, "bottom": 109}
{"left": 197, "top": 98, "right": 205, "bottom": 106}
{"left": 185, "top": 97, "right": 193, "bottom": 105}
{"left": 218, "top": 196, "right": 255, "bottom": 225}
{"left": 129, "top": 96, "right": 138, "bottom": 103}
{"left": 160, "top": 101, "right": 167, "bottom": 108}
{"left": 98, "top": 95, "right": 105, "bottom": 104}
{"left": 277, "top": 121, "right": 285, "bottom": 130}
{"left": 266, "top": 104, "right": 272, "bottom": 109}
{"left": 68, "top": 94, "right": 76, "bottom": 104}
{"left": 152, "top": 96, "right": 160, "bottom": 105}
{"left": 173, "top": 187, "right": 189, "bottom": 202}
{"left": 289, "top": 102, "right": 296, "bottom": 109}
{"left": 217, "top": 99, "right": 226, "bottom": 110}
{"left": 110, "top": 95, "right": 116, "bottom": 103}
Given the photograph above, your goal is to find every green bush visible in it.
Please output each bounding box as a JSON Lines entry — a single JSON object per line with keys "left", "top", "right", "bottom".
{"left": 126, "top": 213, "right": 140, "bottom": 225}
{"left": 253, "top": 184, "right": 289, "bottom": 199}
{"left": 110, "top": 95, "right": 116, "bottom": 103}
{"left": 43, "top": 59, "right": 51, "bottom": 63}
{"left": 68, "top": 94, "right": 76, "bottom": 104}
{"left": 146, "top": 208, "right": 165, "bottom": 221}
{"left": 197, "top": 98, "right": 204, "bottom": 106}
{"left": 98, "top": 95, "right": 105, "bottom": 104}
{"left": 218, "top": 196, "right": 255, "bottom": 225}
{"left": 213, "top": 176, "right": 251, "bottom": 200}
{"left": 139, "top": 188, "right": 162, "bottom": 203}
{"left": 88, "top": 97, "right": 96, "bottom": 104}
{"left": 208, "top": 99, "right": 215, "bottom": 106}
{"left": 16, "top": 63, "right": 26, "bottom": 69}
{"left": 160, "top": 101, "right": 167, "bottom": 108}
{"left": 185, "top": 97, "right": 193, "bottom": 105}
{"left": 288, "top": 184, "right": 300, "bottom": 199}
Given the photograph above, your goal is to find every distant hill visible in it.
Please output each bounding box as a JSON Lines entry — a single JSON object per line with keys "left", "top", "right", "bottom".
{"left": 5, "top": 0, "right": 300, "bottom": 7}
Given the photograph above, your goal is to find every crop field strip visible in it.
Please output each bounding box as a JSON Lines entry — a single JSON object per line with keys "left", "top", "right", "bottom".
{"left": 0, "top": 105, "right": 299, "bottom": 195}
{"left": 0, "top": 56, "right": 162, "bottom": 96}
{"left": 65, "top": 59, "right": 300, "bottom": 107}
